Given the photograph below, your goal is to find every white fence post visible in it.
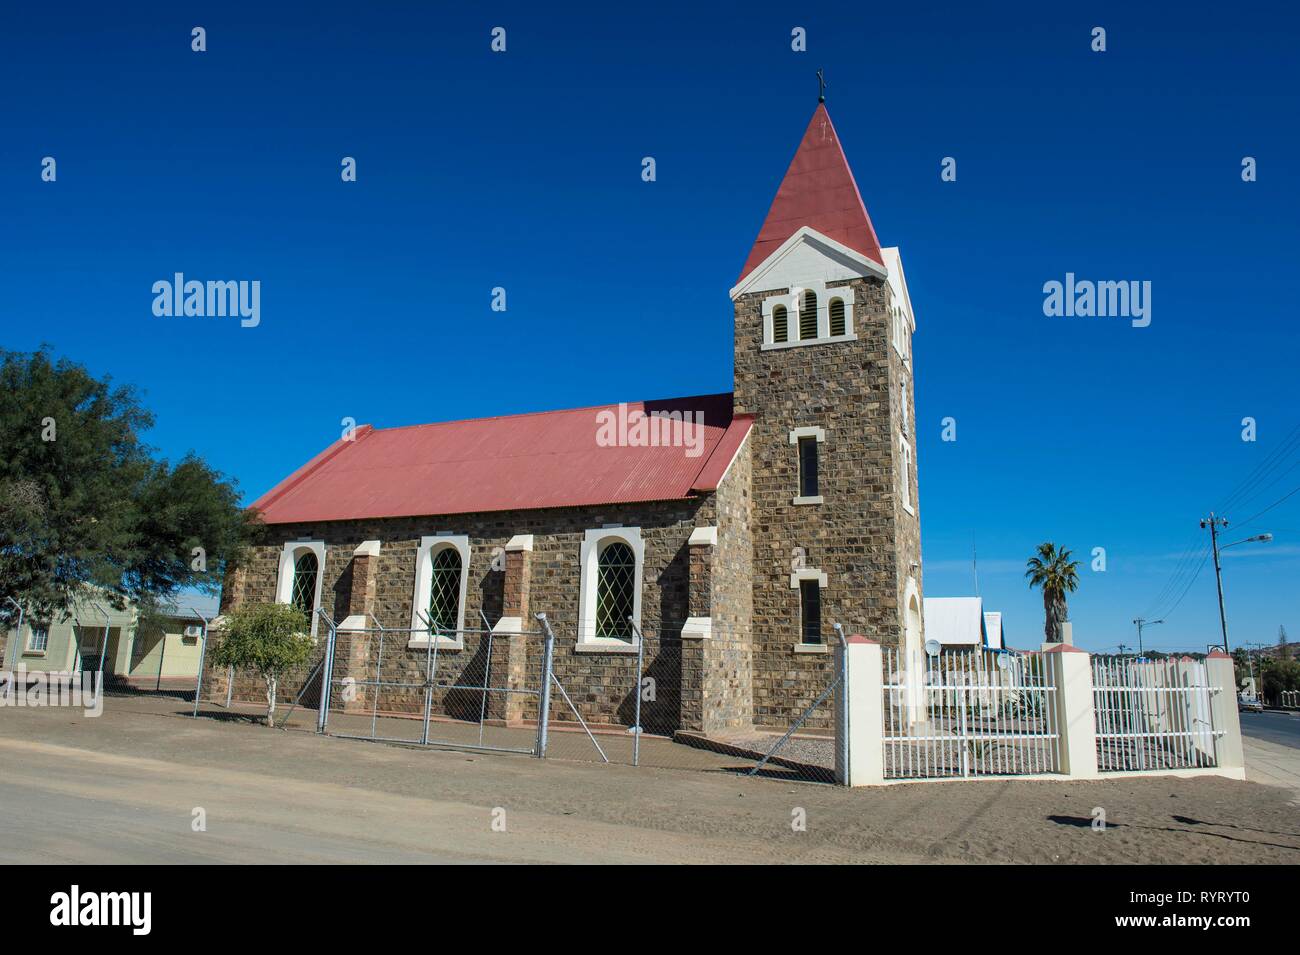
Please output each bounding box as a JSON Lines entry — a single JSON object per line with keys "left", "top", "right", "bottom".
{"left": 835, "top": 635, "right": 884, "bottom": 787}
{"left": 1044, "top": 643, "right": 1098, "bottom": 779}
{"left": 1204, "top": 649, "right": 1246, "bottom": 778}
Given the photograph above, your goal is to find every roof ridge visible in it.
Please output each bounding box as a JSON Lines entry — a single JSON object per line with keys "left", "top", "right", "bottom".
{"left": 368, "top": 391, "right": 735, "bottom": 434}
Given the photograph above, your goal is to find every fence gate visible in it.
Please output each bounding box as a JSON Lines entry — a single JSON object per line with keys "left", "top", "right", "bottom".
{"left": 315, "top": 611, "right": 606, "bottom": 760}
{"left": 1092, "top": 656, "right": 1221, "bottom": 772}
{"left": 882, "top": 647, "right": 1059, "bottom": 779}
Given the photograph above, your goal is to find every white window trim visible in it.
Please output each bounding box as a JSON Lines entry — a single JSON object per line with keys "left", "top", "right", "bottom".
{"left": 789, "top": 567, "right": 828, "bottom": 590}
{"left": 900, "top": 437, "right": 915, "bottom": 516}
{"left": 408, "top": 534, "right": 471, "bottom": 649}
{"left": 761, "top": 285, "right": 856, "bottom": 349}
{"left": 25, "top": 624, "right": 50, "bottom": 655}
{"left": 275, "top": 539, "right": 326, "bottom": 637}
{"left": 788, "top": 426, "right": 826, "bottom": 445}
{"left": 577, "top": 526, "right": 644, "bottom": 650}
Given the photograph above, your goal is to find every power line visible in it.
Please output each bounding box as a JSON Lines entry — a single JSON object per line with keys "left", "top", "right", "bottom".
{"left": 1150, "top": 546, "right": 1211, "bottom": 622}
{"left": 1138, "top": 423, "right": 1299, "bottom": 621}
{"left": 1217, "top": 423, "right": 1300, "bottom": 514}
{"left": 1235, "top": 481, "right": 1300, "bottom": 531}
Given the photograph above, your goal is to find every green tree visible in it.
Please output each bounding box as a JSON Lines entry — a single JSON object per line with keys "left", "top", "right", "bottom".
{"left": 1259, "top": 657, "right": 1300, "bottom": 704}
{"left": 210, "top": 603, "right": 314, "bottom": 727}
{"left": 0, "top": 347, "right": 256, "bottom": 623}
{"left": 1024, "top": 542, "right": 1081, "bottom": 643}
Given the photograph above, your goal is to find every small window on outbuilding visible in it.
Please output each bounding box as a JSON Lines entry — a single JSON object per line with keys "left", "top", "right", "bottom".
{"left": 27, "top": 625, "right": 49, "bottom": 652}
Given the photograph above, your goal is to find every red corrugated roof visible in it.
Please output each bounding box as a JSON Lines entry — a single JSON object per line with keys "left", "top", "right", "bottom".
{"left": 737, "top": 103, "right": 883, "bottom": 283}
{"left": 252, "top": 394, "right": 752, "bottom": 524}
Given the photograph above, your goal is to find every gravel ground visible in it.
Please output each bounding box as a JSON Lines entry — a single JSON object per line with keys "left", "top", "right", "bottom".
{"left": 2, "top": 695, "right": 1297, "bottom": 864}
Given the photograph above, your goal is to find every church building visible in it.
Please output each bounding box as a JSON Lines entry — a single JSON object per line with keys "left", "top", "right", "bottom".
{"left": 211, "top": 101, "right": 924, "bottom": 735}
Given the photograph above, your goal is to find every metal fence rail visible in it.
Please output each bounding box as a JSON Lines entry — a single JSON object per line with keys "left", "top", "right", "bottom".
{"left": 1092, "top": 656, "right": 1221, "bottom": 772}
{"left": 882, "top": 647, "right": 1059, "bottom": 779}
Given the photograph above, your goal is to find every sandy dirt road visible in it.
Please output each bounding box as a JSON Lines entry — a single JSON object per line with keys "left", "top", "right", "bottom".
{"left": 1, "top": 698, "right": 1297, "bottom": 864}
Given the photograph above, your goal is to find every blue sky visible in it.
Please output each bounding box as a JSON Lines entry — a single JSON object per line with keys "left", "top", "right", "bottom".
{"left": 3, "top": 1, "right": 1297, "bottom": 654}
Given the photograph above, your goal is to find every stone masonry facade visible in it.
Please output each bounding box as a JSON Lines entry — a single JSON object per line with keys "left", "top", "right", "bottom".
{"left": 206, "top": 441, "right": 758, "bottom": 736}
{"left": 733, "top": 275, "right": 922, "bottom": 729}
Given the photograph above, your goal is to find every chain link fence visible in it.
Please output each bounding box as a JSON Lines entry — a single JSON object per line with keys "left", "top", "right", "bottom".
{"left": 188, "top": 609, "right": 846, "bottom": 783}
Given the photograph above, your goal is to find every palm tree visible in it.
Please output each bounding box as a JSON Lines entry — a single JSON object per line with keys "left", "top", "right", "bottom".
{"left": 1024, "top": 542, "right": 1081, "bottom": 643}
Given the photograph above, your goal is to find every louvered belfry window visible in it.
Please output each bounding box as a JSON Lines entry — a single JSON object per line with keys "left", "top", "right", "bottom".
{"left": 427, "top": 546, "right": 463, "bottom": 635}
{"left": 595, "top": 541, "right": 636, "bottom": 640}
{"left": 800, "top": 289, "right": 818, "bottom": 340}
{"left": 290, "top": 551, "right": 318, "bottom": 619}
{"left": 772, "top": 304, "right": 788, "bottom": 343}
{"left": 829, "top": 298, "right": 846, "bottom": 336}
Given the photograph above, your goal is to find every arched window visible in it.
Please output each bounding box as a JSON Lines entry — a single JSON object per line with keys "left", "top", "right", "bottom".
{"left": 290, "top": 551, "right": 318, "bottom": 619}
{"left": 426, "top": 546, "right": 463, "bottom": 634}
{"left": 800, "top": 289, "right": 818, "bottom": 340}
{"left": 595, "top": 541, "right": 636, "bottom": 640}
{"left": 829, "top": 297, "right": 846, "bottom": 337}
{"left": 772, "top": 304, "right": 788, "bottom": 343}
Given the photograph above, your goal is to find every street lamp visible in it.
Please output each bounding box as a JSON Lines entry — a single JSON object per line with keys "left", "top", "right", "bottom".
{"left": 1199, "top": 514, "right": 1273, "bottom": 654}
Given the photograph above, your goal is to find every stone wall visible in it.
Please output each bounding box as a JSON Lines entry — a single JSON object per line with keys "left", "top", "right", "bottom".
{"left": 204, "top": 492, "right": 749, "bottom": 732}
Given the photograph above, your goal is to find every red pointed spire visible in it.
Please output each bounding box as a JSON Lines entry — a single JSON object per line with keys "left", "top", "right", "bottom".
{"left": 738, "top": 103, "right": 884, "bottom": 283}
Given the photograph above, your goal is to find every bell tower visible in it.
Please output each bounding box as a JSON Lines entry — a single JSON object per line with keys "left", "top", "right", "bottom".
{"left": 730, "top": 101, "right": 923, "bottom": 728}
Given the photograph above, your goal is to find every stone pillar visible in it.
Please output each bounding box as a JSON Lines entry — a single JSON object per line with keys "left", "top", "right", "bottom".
{"left": 835, "top": 635, "right": 884, "bottom": 786}
{"left": 1205, "top": 649, "right": 1246, "bottom": 778}
{"left": 340, "top": 541, "right": 380, "bottom": 714}
{"left": 219, "top": 564, "right": 247, "bottom": 615}
{"left": 488, "top": 535, "right": 532, "bottom": 725}
{"left": 1044, "top": 642, "right": 1098, "bottom": 779}
{"left": 680, "top": 527, "right": 717, "bottom": 732}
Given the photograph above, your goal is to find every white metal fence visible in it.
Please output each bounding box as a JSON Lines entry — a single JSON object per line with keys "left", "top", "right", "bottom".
{"left": 1092, "top": 656, "right": 1221, "bottom": 772}
{"left": 882, "top": 647, "right": 1059, "bottom": 779}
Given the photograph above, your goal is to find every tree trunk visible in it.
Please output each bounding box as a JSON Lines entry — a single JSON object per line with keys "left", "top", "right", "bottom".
{"left": 266, "top": 674, "right": 278, "bottom": 728}
{"left": 1043, "top": 590, "right": 1059, "bottom": 642}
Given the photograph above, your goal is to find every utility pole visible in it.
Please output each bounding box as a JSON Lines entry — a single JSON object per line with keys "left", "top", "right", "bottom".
{"left": 1200, "top": 513, "right": 1231, "bottom": 653}
{"left": 1132, "top": 617, "right": 1163, "bottom": 656}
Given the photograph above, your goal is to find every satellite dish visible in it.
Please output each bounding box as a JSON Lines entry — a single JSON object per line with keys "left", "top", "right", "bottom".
{"left": 924, "top": 639, "right": 942, "bottom": 658}
{"left": 995, "top": 653, "right": 1012, "bottom": 671}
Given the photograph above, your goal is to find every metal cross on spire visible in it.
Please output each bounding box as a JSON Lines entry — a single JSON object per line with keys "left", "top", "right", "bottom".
{"left": 817, "top": 69, "right": 827, "bottom": 103}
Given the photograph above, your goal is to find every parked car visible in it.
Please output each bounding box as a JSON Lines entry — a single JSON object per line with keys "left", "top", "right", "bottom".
{"left": 1238, "top": 696, "right": 1264, "bottom": 713}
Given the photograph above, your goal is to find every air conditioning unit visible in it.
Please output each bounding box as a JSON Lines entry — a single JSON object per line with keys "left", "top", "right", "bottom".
{"left": 183, "top": 624, "right": 203, "bottom": 638}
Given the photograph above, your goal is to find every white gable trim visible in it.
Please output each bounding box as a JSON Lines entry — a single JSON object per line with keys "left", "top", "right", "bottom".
{"left": 731, "top": 226, "right": 888, "bottom": 300}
